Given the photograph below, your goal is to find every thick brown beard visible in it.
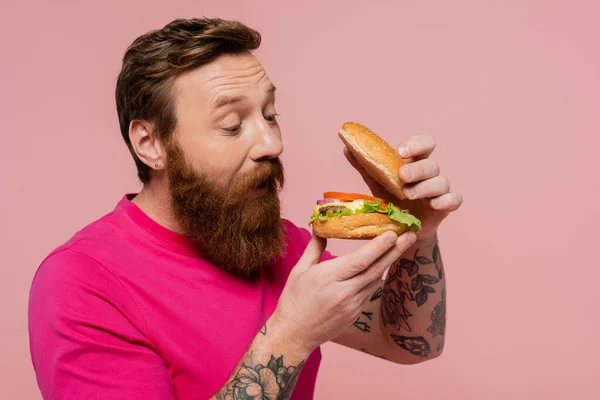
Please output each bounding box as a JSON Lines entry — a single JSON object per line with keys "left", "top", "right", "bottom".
{"left": 166, "top": 142, "right": 286, "bottom": 277}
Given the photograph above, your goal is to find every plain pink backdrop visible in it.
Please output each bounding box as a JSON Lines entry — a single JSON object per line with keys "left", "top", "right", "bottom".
{"left": 2, "top": 1, "right": 599, "bottom": 399}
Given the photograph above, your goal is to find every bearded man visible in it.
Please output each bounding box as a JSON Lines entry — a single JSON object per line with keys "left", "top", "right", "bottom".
{"left": 29, "top": 18, "right": 463, "bottom": 400}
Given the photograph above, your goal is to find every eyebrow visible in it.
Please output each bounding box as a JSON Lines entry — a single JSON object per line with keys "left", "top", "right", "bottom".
{"left": 212, "top": 83, "right": 277, "bottom": 110}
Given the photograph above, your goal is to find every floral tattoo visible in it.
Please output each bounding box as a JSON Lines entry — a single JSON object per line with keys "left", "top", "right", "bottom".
{"left": 217, "top": 355, "right": 305, "bottom": 400}
{"left": 427, "top": 288, "right": 446, "bottom": 352}
{"left": 382, "top": 243, "right": 444, "bottom": 333}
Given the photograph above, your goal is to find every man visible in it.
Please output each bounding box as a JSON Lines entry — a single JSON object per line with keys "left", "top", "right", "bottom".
{"left": 29, "top": 18, "right": 463, "bottom": 399}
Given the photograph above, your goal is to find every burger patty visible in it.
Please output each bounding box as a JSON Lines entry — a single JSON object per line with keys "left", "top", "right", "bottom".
{"left": 319, "top": 205, "right": 351, "bottom": 215}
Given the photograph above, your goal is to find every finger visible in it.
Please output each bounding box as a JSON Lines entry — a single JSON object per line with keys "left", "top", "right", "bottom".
{"left": 295, "top": 234, "right": 327, "bottom": 274}
{"left": 430, "top": 191, "right": 463, "bottom": 211}
{"left": 403, "top": 175, "right": 451, "bottom": 200}
{"left": 348, "top": 231, "right": 417, "bottom": 289}
{"left": 399, "top": 158, "right": 440, "bottom": 184}
{"left": 397, "top": 135, "right": 436, "bottom": 161}
{"left": 331, "top": 231, "right": 398, "bottom": 282}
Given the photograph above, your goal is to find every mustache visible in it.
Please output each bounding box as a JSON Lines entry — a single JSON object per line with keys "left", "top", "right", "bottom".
{"left": 225, "top": 158, "right": 285, "bottom": 203}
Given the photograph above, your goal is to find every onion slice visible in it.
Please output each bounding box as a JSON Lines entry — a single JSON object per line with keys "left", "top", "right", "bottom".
{"left": 316, "top": 198, "right": 339, "bottom": 205}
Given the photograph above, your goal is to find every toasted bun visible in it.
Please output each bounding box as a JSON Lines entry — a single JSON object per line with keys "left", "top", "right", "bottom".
{"left": 338, "top": 122, "right": 406, "bottom": 200}
{"left": 312, "top": 213, "right": 411, "bottom": 239}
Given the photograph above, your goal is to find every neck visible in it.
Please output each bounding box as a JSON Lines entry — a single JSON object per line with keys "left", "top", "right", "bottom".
{"left": 132, "top": 181, "right": 183, "bottom": 234}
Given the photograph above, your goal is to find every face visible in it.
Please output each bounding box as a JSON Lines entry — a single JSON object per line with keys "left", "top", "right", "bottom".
{"left": 172, "top": 52, "right": 283, "bottom": 188}
{"left": 165, "top": 52, "right": 286, "bottom": 276}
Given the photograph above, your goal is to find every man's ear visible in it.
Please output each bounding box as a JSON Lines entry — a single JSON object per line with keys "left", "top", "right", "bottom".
{"left": 129, "top": 120, "right": 167, "bottom": 170}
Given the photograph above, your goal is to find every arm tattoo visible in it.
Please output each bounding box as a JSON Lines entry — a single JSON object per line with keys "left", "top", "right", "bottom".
{"left": 432, "top": 243, "right": 443, "bottom": 280}
{"left": 427, "top": 288, "right": 446, "bottom": 352}
{"left": 260, "top": 324, "right": 267, "bottom": 336}
{"left": 216, "top": 354, "right": 305, "bottom": 400}
{"left": 370, "top": 287, "right": 383, "bottom": 301}
{"left": 438, "top": 336, "right": 445, "bottom": 352}
{"left": 382, "top": 244, "right": 443, "bottom": 332}
{"left": 398, "top": 247, "right": 441, "bottom": 307}
{"left": 382, "top": 263, "right": 413, "bottom": 332}
{"left": 390, "top": 335, "right": 431, "bottom": 357}
{"left": 352, "top": 312, "right": 373, "bottom": 333}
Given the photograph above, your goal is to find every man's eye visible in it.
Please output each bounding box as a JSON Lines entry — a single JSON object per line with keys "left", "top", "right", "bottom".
{"left": 265, "top": 113, "right": 280, "bottom": 124}
{"left": 224, "top": 124, "right": 241, "bottom": 133}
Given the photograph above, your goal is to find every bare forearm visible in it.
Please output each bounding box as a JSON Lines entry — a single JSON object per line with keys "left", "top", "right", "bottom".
{"left": 380, "top": 235, "right": 446, "bottom": 362}
{"left": 212, "top": 316, "right": 309, "bottom": 400}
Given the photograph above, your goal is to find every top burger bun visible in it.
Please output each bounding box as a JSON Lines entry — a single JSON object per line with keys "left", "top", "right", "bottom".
{"left": 338, "top": 122, "right": 407, "bottom": 200}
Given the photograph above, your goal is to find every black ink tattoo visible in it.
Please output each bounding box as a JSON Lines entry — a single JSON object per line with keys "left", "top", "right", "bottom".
{"left": 260, "top": 324, "right": 267, "bottom": 336}
{"left": 360, "top": 348, "right": 387, "bottom": 360}
{"left": 427, "top": 289, "right": 446, "bottom": 338}
{"left": 382, "top": 246, "right": 444, "bottom": 333}
{"left": 370, "top": 287, "right": 383, "bottom": 301}
{"left": 391, "top": 335, "right": 431, "bottom": 357}
{"left": 217, "top": 354, "right": 305, "bottom": 400}
{"left": 437, "top": 336, "right": 445, "bottom": 352}
{"left": 396, "top": 248, "right": 441, "bottom": 307}
{"left": 427, "top": 288, "right": 446, "bottom": 352}
{"left": 432, "top": 243, "right": 443, "bottom": 280}
{"left": 382, "top": 263, "right": 413, "bottom": 332}
{"left": 353, "top": 311, "right": 374, "bottom": 332}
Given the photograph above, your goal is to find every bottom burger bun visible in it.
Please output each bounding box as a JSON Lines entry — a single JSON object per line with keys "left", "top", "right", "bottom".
{"left": 311, "top": 213, "right": 411, "bottom": 239}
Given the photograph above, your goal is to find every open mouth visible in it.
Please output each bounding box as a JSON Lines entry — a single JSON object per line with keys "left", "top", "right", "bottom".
{"left": 247, "top": 180, "right": 269, "bottom": 199}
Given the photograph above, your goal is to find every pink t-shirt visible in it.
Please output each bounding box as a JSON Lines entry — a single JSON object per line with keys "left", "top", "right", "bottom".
{"left": 29, "top": 195, "right": 333, "bottom": 399}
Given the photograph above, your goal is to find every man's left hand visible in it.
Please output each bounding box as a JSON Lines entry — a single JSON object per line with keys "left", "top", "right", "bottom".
{"left": 344, "top": 134, "right": 463, "bottom": 242}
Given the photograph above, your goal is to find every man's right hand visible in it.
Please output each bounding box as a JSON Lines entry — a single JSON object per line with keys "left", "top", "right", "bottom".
{"left": 271, "top": 230, "right": 417, "bottom": 355}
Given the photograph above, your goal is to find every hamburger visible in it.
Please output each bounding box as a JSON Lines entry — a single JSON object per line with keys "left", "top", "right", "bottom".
{"left": 309, "top": 122, "right": 422, "bottom": 239}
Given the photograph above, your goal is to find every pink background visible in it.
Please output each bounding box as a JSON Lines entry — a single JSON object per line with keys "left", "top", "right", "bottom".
{"left": 2, "top": 1, "right": 599, "bottom": 399}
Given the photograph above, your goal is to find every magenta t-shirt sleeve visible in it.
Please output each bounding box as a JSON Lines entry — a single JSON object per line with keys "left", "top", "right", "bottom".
{"left": 29, "top": 249, "right": 176, "bottom": 400}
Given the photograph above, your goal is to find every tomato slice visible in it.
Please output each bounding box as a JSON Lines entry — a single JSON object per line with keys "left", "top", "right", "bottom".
{"left": 323, "top": 192, "right": 386, "bottom": 203}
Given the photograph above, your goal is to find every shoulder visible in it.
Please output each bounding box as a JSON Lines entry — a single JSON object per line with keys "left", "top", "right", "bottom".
{"left": 34, "top": 207, "right": 126, "bottom": 282}
{"left": 30, "top": 208, "right": 137, "bottom": 316}
{"left": 31, "top": 246, "right": 124, "bottom": 310}
{"left": 29, "top": 242, "right": 151, "bottom": 346}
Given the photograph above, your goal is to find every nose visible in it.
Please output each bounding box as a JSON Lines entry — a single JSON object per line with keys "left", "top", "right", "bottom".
{"left": 249, "top": 119, "right": 283, "bottom": 161}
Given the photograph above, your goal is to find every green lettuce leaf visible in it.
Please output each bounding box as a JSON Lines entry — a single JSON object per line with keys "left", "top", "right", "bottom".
{"left": 309, "top": 200, "right": 422, "bottom": 232}
{"left": 309, "top": 208, "right": 354, "bottom": 224}
{"left": 355, "top": 200, "right": 422, "bottom": 231}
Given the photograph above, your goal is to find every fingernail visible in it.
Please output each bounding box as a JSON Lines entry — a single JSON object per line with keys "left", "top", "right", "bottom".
{"left": 386, "top": 232, "right": 398, "bottom": 245}
{"left": 405, "top": 187, "right": 418, "bottom": 198}
{"left": 407, "top": 232, "right": 417, "bottom": 244}
{"left": 402, "top": 167, "right": 414, "bottom": 181}
{"left": 398, "top": 146, "right": 409, "bottom": 158}
{"left": 432, "top": 198, "right": 442, "bottom": 208}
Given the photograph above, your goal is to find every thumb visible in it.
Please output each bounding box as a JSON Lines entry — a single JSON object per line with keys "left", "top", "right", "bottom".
{"left": 294, "top": 234, "right": 327, "bottom": 274}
